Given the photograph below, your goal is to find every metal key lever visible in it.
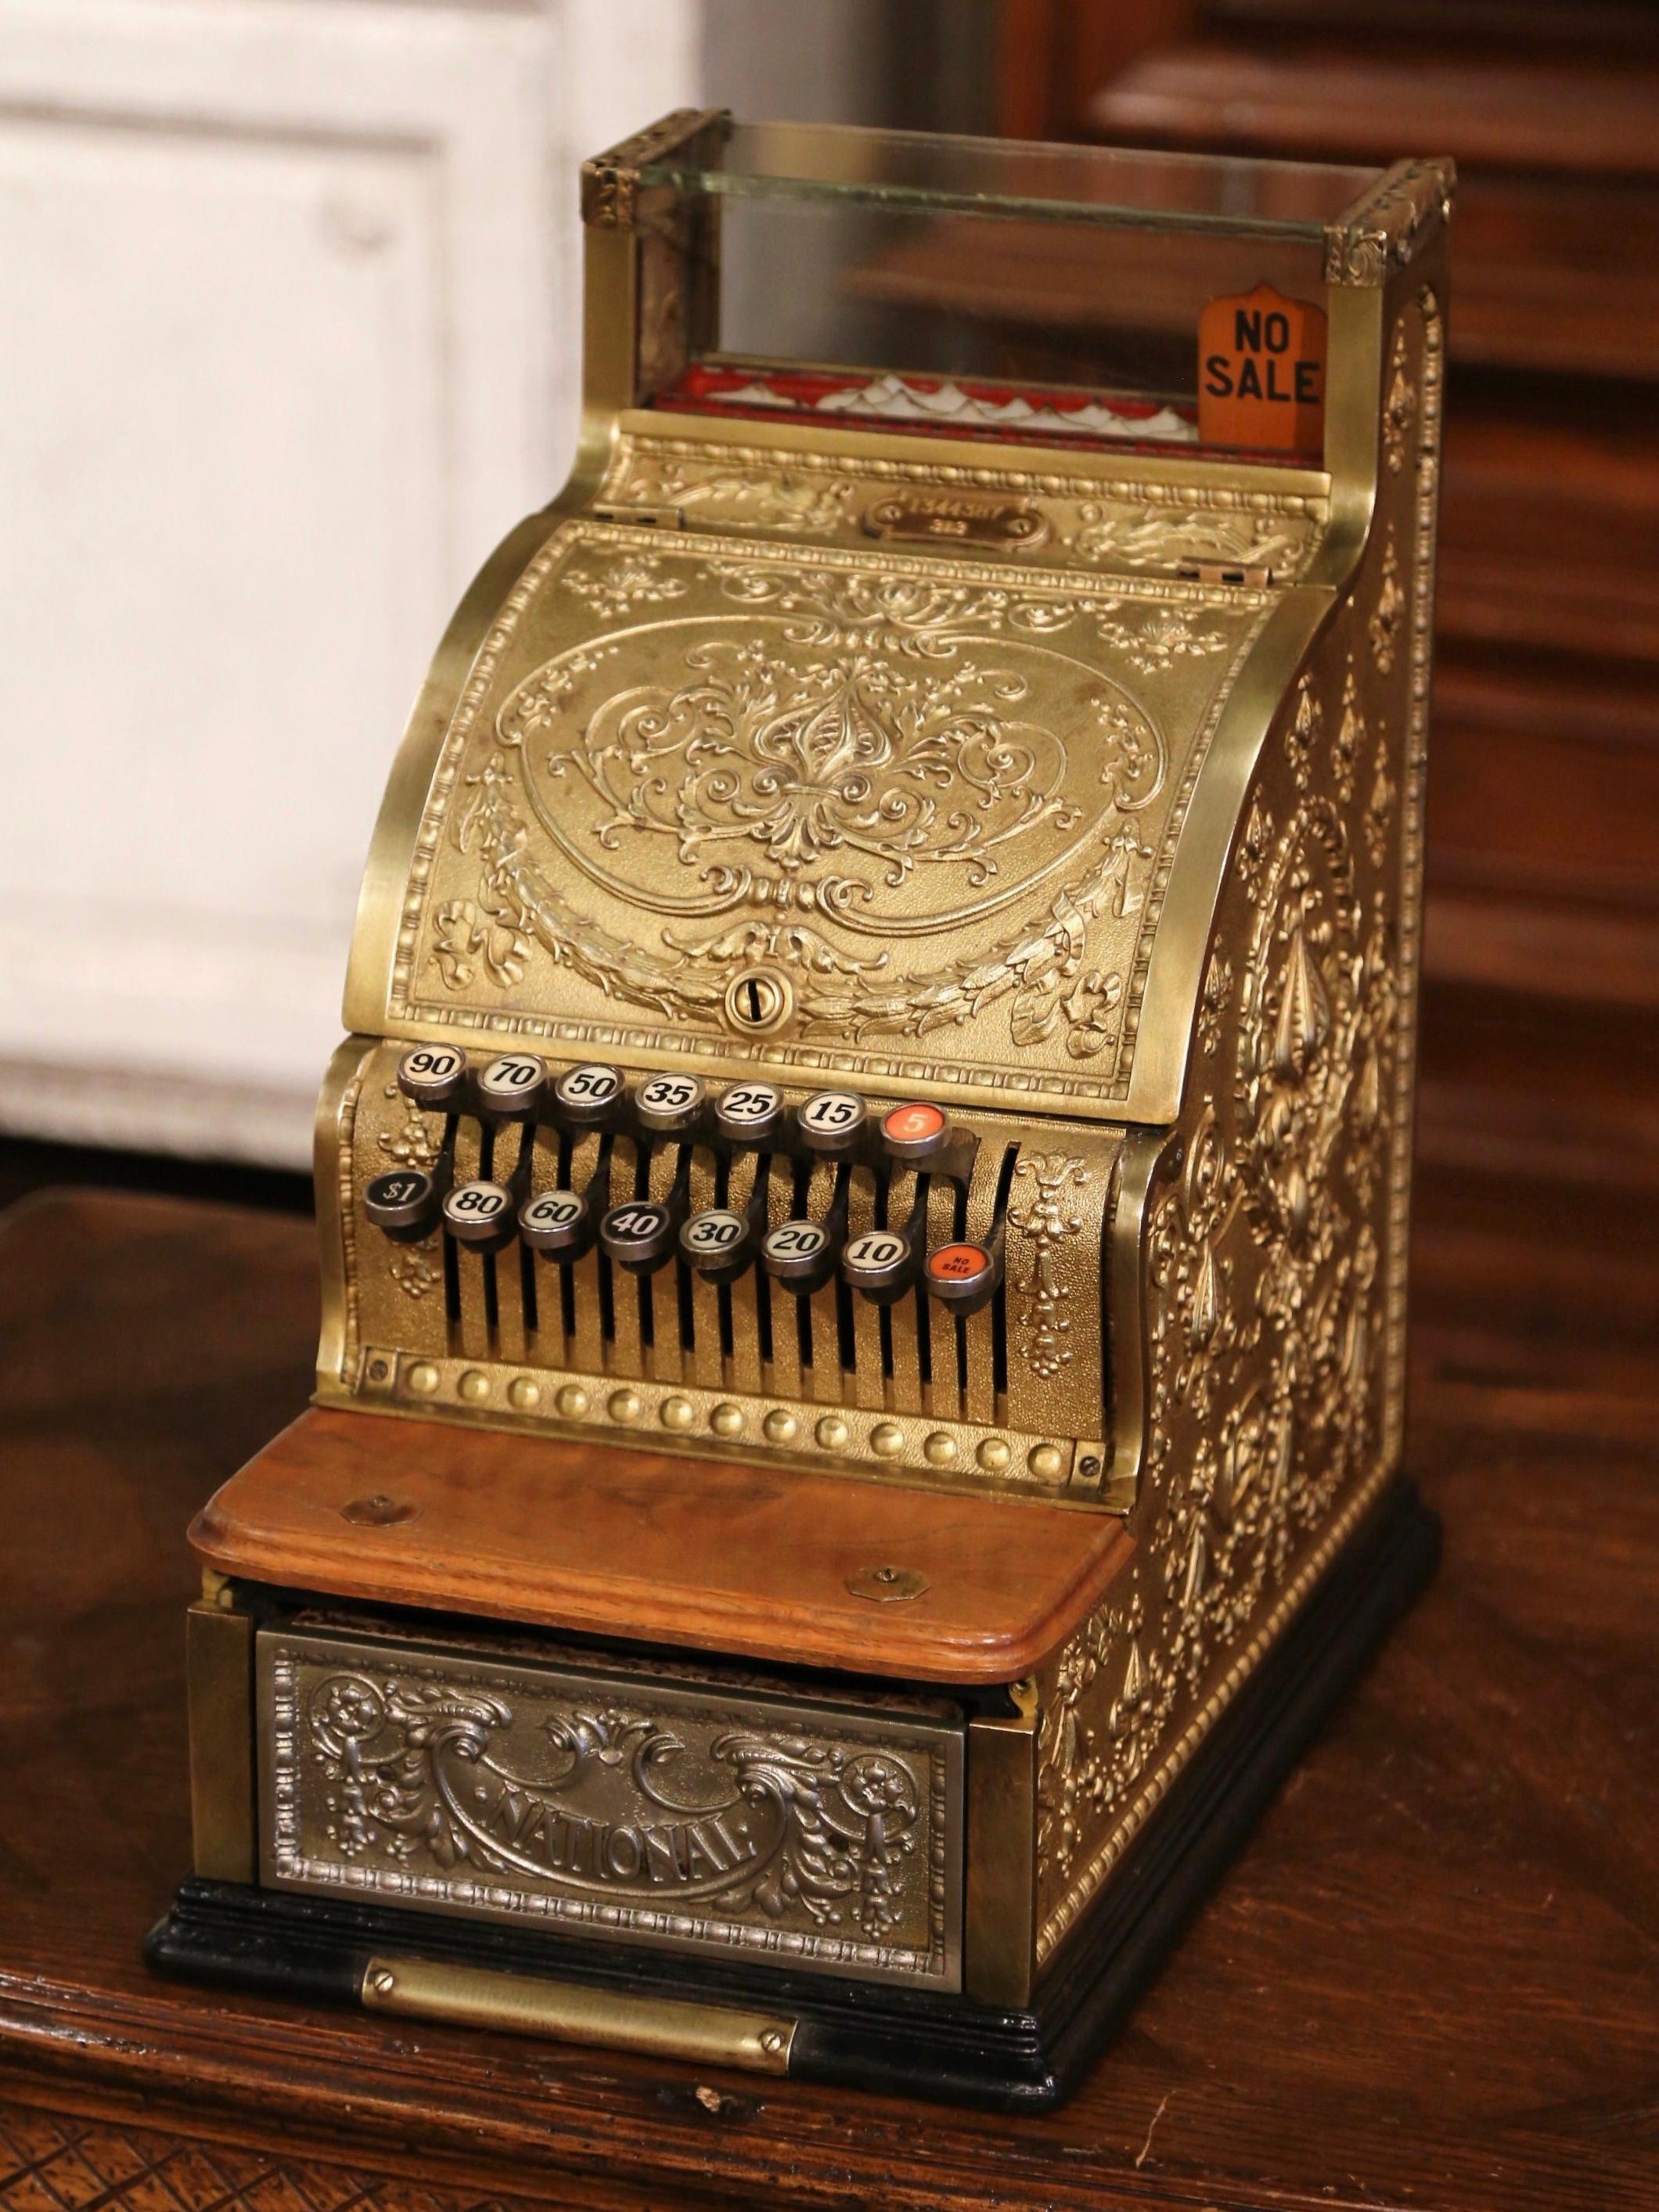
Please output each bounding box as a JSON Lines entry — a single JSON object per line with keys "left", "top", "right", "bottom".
{"left": 519, "top": 1138, "right": 613, "bottom": 1262}
{"left": 712, "top": 1080, "right": 786, "bottom": 1149}
{"left": 761, "top": 1169, "right": 849, "bottom": 1297}
{"left": 442, "top": 1174, "right": 518, "bottom": 1252}
{"left": 923, "top": 1220, "right": 1006, "bottom": 1318}
{"left": 681, "top": 1159, "right": 772, "bottom": 1285}
{"left": 633, "top": 1073, "right": 706, "bottom": 1138}
{"left": 474, "top": 1052, "right": 548, "bottom": 1122}
{"left": 841, "top": 1177, "right": 930, "bottom": 1307}
{"left": 441, "top": 1119, "right": 536, "bottom": 1255}
{"left": 549, "top": 1061, "right": 627, "bottom": 1133}
{"left": 364, "top": 1112, "right": 459, "bottom": 1243}
{"left": 877, "top": 1101, "right": 979, "bottom": 1185}
{"left": 396, "top": 1043, "right": 468, "bottom": 1112}
{"left": 600, "top": 1149, "right": 692, "bottom": 1274}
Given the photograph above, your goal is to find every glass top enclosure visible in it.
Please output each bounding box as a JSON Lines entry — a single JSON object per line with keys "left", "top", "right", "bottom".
{"left": 624, "top": 119, "right": 1383, "bottom": 468}
{"left": 638, "top": 120, "right": 1383, "bottom": 238}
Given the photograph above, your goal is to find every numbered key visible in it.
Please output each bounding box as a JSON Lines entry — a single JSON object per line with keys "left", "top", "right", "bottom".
{"left": 599, "top": 1197, "right": 679, "bottom": 1271}
{"left": 713, "top": 1080, "right": 786, "bottom": 1145}
{"left": 442, "top": 1178, "right": 516, "bottom": 1250}
{"left": 797, "top": 1089, "right": 867, "bottom": 1155}
{"left": 680, "top": 1207, "right": 752, "bottom": 1280}
{"left": 552, "top": 1062, "right": 625, "bottom": 1128}
{"left": 923, "top": 1237, "right": 1002, "bottom": 1314}
{"left": 476, "top": 1052, "right": 547, "bottom": 1119}
{"left": 635, "top": 1072, "right": 706, "bottom": 1135}
{"left": 880, "top": 1099, "right": 952, "bottom": 1167}
{"left": 760, "top": 1217, "right": 837, "bottom": 1293}
{"left": 841, "top": 1225, "right": 916, "bottom": 1297}
{"left": 397, "top": 1043, "right": 467, "bottom": 1111}
{"left": 364, "top": 1167, "right": 441, "bottom": 1242}
{"left": 518, "top": 1186, "right": 592, "bottom": 1258}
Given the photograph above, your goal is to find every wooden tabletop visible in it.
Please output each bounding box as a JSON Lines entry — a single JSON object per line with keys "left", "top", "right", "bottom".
{"left": 1, "top": 1178, "right": 1655, "bottom": 2212}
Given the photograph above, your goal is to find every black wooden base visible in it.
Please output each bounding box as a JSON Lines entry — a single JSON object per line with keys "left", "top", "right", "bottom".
{"left": 146, "top": 1478, "right": 1438, "bottom": 2110}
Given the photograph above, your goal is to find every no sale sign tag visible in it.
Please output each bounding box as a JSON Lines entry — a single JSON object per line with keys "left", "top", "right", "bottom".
{"left": 1198, "top": 282, "right": 1327, "bottom": 455}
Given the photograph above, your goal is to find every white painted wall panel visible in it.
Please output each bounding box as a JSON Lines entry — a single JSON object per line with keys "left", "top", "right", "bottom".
{"left": 0, "top": 0, "right": 703, "bottom": 1167}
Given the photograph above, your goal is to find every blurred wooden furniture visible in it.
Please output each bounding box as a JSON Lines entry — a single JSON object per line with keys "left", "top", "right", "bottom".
{"left": 995, "top": 0, "right": 1659, "bottom": 1191}
{"left": 1, "top": 1182, "right": 1654, "bottom": 2210}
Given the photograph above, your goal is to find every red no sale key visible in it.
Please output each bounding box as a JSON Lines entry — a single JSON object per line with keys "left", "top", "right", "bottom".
{"left": 928, "top": 1243, "right": 989, "bottom": 1282}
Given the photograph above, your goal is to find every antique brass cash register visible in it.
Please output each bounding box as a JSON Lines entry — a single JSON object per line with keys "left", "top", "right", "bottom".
{"left": 149, "top": 116, "right": 1452, "bottom": 2107}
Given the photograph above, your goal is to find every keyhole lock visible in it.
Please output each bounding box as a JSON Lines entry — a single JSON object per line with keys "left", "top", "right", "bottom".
{"left": 723, "top": 966, "right": 794, "bottom": 1036}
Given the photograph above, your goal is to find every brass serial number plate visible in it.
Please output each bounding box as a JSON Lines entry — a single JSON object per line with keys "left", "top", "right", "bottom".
{"left": 258, "top": 1628, "right": 963, "bottom": 1988}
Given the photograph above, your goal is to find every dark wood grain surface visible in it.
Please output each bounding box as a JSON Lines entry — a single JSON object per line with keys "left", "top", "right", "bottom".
{"left": 2, "top": 1180, "right": 1655, "bottom": 2210}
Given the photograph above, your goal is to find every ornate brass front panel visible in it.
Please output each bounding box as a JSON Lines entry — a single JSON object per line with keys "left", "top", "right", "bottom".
{"left": 257, "top": 1627, "right": 964, "bottom": 1989}
{"left": 352, "top": 521, "right": 1272, "bottom": 1117}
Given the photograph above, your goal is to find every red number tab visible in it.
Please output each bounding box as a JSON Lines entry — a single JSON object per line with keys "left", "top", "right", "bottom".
{"left": 883, "top": 1102, "right": 946, "bottom": 1146}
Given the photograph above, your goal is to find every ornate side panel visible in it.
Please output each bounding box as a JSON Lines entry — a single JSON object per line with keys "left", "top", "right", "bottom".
{"left": 1034, "top": 282, "right": 1444, "bottom": 1963}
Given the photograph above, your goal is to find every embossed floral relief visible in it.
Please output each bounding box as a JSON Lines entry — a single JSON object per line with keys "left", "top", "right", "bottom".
{"left": 548, "top": 640, "right": 1083, "bottom": 902}
{"left": 1036, "top": 280, "right": 1437, "bottom": 1944}
{"left": 1369, "top": 534, "right": 1405, "bottom": 674}
{"left": 1383, "top": 323, "right": 1418, "bottom": 475}
{"left": 296, "top": 1664, "right": 935, "bottom": 1956}
{"left": 1038, "top": 786, "right": 1402, "bottom": 1930}
{"left": 1065, "top": 501, "right": 1313, "bottom": 577}
{"left": 1333, "top": 664, "right": 1366, "bottom": 805}
{"left": 560, "top": 557, "right": 688, "bottom": 623}
{"left": 377, "top": 1086, "right": 441, "bottom": 1171}
{"left": 388, "top": 1243, "right": 441, "bottom": 1300}
{"left": 610, "top": 456, "right": 858, "bottom": 534}
{"left": 1008, "top": 1155, "right": 1089, "bottom": 1378}
{"left": 412, "top": 544, "right": 1261, "bottom": 1092}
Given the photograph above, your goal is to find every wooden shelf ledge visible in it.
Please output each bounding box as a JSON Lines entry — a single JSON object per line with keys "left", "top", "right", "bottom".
{"left": 190, "top": 1406, "right": 1134, "bottom": 1685}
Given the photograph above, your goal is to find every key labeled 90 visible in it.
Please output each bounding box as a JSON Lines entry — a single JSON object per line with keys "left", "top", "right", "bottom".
{"left": 397, "top": 1043, "right": 466, "bottom": 1110}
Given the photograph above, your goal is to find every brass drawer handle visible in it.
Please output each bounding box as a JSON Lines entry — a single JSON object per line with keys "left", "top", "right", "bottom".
{"left": 361, "top": 1954, "right": 794, "bottom": 2074}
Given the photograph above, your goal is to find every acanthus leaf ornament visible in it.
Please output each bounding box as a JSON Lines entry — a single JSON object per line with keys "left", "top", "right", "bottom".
{"left": 560, "top": 559, "right": 689, "bottom": 624}
{"left": 547, "top": 641, "right": 1081, "bottom": 903}
{"left": 1008, "top": 1155, "right": 1089, "bottom": 1379}
{"left": 1066, "top": 501, "right": 1310, "bottom": 575}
